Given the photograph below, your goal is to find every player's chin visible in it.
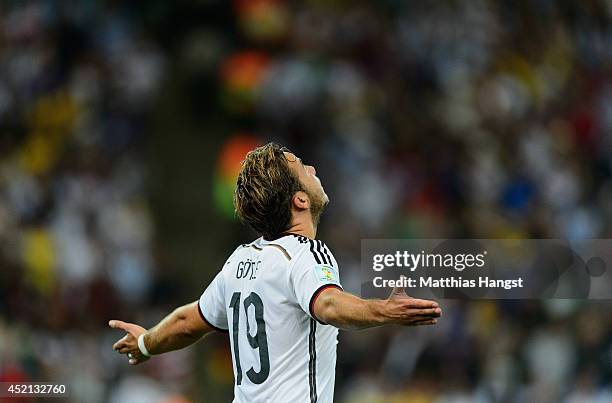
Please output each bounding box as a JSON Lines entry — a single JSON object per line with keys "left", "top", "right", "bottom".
{"left": 319, "top": 187, "right": 329, "bottom": 204}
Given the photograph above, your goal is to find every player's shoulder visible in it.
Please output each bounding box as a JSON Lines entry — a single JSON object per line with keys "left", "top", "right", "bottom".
{"left": 277, "top": 234, "right": 336, "bottom": 268}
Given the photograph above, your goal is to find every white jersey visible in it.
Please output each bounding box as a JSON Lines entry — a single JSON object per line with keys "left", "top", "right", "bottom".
{"left": 198, "top": 234, "right": 342, "bottom": 403}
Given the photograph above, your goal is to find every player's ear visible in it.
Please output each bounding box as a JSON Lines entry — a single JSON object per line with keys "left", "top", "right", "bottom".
{"left": 292, "top": 191, "right": 310, "bottom": 211}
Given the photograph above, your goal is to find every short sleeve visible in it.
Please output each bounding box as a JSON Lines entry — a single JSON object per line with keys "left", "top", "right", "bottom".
{"left": 198, "top": 271, "right": 229, "bottom": 332}
{"left": 290, "top": 240, "right": 342, "bottom": 324}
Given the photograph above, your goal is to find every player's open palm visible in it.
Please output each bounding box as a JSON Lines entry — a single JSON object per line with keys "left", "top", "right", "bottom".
{"left": 109, "top": 320, "right": 149, "bottom": 365}
{"left": 385, "top": 284, "right": 441, "bottom": 326}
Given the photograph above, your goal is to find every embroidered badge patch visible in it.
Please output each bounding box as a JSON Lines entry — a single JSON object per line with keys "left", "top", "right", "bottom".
{"left": 313, "top": 264, "right": 340, "bottom": 284}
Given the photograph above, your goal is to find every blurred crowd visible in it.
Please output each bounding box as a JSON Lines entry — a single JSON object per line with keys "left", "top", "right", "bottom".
{"left": 2, "top": 0, "right": 612, "bottom": 402}
{"left": 0, "top": 2, "right": 177, "bottom": 402}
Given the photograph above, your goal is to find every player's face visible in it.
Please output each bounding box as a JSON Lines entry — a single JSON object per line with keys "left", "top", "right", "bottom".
{"left": 284, "top": 152, "right": 329, "bottom": 211}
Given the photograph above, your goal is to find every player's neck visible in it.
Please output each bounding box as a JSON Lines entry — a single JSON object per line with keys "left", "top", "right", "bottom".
{"left": 285, "top": 213, "right": 317, "bottom": 239}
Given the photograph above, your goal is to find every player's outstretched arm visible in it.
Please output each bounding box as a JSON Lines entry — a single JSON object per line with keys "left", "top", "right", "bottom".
{"left": 313, "top": 286, "right": 441, "bottom": 330}
{"left": 109, "top": 301, "right": 214, "bottom": 365}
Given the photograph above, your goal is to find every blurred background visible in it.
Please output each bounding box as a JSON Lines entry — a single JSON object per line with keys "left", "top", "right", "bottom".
{"left": 1, "top": 0, "right": 612, "bottom": 402}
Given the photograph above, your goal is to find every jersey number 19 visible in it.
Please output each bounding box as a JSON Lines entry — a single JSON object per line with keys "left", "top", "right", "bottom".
{"left": 229, "top": 292, "right": 270, "bottom": 385}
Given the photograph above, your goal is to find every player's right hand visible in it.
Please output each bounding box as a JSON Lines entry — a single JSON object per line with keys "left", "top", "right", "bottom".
{"left": 383, "top": 283, "right": 441, "bottom": 326}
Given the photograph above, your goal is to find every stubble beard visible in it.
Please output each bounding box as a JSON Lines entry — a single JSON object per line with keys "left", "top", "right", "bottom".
{"left": 306, "top": 188, "right": 328, "bottom": 228}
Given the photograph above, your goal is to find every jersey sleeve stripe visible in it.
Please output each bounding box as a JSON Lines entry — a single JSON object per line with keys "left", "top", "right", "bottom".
{"left": 308, "top": 318, "right": 317, "bottom": 403}
{"left": 315, "top": 240, "right": 326, "bottom": 264}
{"left": 308, "top": 284, "right": 343, "bottom": 325}
{"left": 309, "top": 240, "right": 322, "bottom": 264}
{"left": 320, "top": 242, "right": 333, "bottom": 267}
{"left": 316, "top": 240, "right": 332, "bottom": 266}
{"left": 198, "top": 303, "right": 229, "bottom": 333}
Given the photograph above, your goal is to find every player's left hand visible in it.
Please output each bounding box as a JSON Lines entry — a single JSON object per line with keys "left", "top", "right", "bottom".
{"left": 109, "top": 320, "right": 150, "bottom": 365}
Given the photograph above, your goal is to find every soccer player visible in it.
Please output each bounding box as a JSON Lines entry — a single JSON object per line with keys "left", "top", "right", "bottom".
{"left": 109, "top": 143, "right": 442, "bottom": 402}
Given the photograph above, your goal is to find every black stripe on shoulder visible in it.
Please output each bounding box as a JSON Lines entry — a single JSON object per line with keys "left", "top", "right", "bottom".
{"left": 198, "top": 304, "right": 229, "bottom": 333}
{"left": 315, "top": 240, "right": 327, "bottom": 265}
{"left": 317, "top": 240, "right": 333, "bottom": 265}
{"left": 319, "top": 242, "right": 333, "bottom": 267}
{"left": 308, "top": 240, "right": 322, "bottom": 264}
